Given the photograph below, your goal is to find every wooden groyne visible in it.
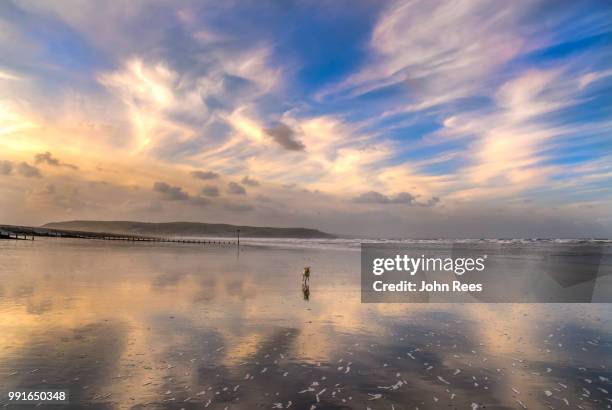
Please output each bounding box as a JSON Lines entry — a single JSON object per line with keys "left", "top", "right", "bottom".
{"left": 0, "top": 229, "right": 34, "bottom": 240}
{"left": 0, "top": 225, "right": 236, "bottom": 245}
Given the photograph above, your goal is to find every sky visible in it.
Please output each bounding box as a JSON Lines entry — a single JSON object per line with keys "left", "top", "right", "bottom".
{"left": 0, "top": 0, "right": 611, "bottom": 238}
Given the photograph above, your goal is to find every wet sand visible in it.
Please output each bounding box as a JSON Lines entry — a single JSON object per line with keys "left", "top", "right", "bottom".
{"left": 0, "top": 238, "right": 610, "bottom": 409}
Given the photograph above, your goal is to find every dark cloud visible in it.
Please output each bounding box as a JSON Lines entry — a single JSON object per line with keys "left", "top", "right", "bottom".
{"left": 423, "top": 196, "right": 440, "bottom": 207}
{"left": 34, "top": 151, "right": 59, "bottom": 166}
{"left": 17, "top": 162, "right": 42, "bottom": 178}
{"left": 34, "top": 151, "right": 78, "bottom": 170}
{"left": 241, "top": 176, "right": 259, "bottom": 186}
{"left": 352, "top": 191, "right": 416, "bottom": 204}
{"left": 153, "top": 182, "right": 190, "bottom": 200}
{"left": 201, "top": 185, "right": 219, "bottom": 197}
{"left": 62, "top": 161, "right": 79, "bottom": 170}
{"left": 191, "top": 170, "right": 220, "bottom": 180}
{"left": 353, "top": 191, "right": 441, "bottom": 207}
{"left": 263, "top": 123, "right": 305, "bottom": 151}
{"left": 227, "top": 182, "right": 246, "bottom": 195}
{"left": 0, "top": 160, "right": 13, "bottom": 175}
{"left": 393, "top": 192, "right": 417, "bottom": 204}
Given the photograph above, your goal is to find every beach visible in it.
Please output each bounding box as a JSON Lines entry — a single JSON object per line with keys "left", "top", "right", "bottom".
{"left": 0, "top": 238, "right": 611, "bottom": 409}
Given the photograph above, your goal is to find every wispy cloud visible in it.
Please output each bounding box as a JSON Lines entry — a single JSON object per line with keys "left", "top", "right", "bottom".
{"left": 319, "top": 1, "right": 529, "bottom": 104}
{"left": 0, "top": 1, "right": 610, "bottom": 236}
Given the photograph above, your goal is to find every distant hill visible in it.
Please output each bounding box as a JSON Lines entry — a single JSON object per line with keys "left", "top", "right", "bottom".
{"left": 43, "top": 220, "right": 335, "bottom": 238}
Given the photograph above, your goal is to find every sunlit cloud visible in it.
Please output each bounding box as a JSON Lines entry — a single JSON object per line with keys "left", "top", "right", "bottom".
{"left": 0, "top": 0, "right": 610, "bottom": 236}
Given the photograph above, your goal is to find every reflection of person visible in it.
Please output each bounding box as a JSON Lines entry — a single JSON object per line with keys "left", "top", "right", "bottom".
{"left": 302, "top": 266, "right": 310, "bottom": 285}
{"left": 302, "top": 283, "right": 310, "bottom": 301}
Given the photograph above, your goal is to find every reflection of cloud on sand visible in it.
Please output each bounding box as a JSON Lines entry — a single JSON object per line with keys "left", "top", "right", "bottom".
{"left": 0, "top": 320, "right": 127, "bottom": 404}
{"left": 0, "top": 240, "right": 611, "bottom": 408}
